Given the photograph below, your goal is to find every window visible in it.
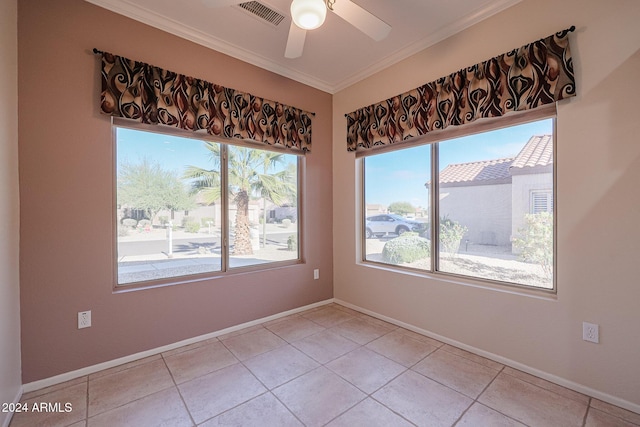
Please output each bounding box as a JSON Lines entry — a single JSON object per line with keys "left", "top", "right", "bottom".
{"left": 115, "top": 125, "right": 300, "bottom": 286}
{"left": 363, "top": 118, "right": 554, "bottom": 290}
{"left": 364, "top": 145, "right": 431, "bottom": 268}
{"left": 531, "top": 191, "right": 553, "bottom": 214}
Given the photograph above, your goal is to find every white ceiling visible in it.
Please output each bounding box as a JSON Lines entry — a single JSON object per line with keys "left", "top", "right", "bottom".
{"left": 85, "top": 0, "right": 521, "bottom": 93}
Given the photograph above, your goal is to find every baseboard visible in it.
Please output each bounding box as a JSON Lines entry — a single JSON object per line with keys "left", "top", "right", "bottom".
{"left": 334, "top": 298, "right": 640, "bottom": 415}
{"left": 1, "top": 386, "right": 23, "bottom": 427}
{"left": 22, "top": 298, "right": 333, "bottom": 393}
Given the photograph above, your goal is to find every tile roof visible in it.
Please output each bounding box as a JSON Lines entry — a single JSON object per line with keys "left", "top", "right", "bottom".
{"left": 439, "top": 157, "right": 514, "bottom": 184}
{"left": 437, "top": 134, "right": 553, "bottom": 185}
{"left": 511, "top": 134, "right": 553, "bottom": 169}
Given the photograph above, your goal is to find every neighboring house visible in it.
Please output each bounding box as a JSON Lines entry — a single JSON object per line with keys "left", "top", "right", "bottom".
{"left": 366, "top": 204, "right": 388, "bottom": 217}
{"left": 429, "top": 135, "right": 553, "bottom": 249}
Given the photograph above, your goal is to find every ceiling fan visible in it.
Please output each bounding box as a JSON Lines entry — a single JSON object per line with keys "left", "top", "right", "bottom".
{"left": 203, "top": 0, "right": 391, "bottom": 58}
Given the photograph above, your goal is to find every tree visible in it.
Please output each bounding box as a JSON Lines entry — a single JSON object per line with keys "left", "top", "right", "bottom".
{"left": 184, "top": 143, "right": 296, "bottom": 255}
{"left": 117, "top": 158, "right": 194, "bottom": 223}
{"left": 439, "top": 216, "right": 467, "bottom": 256}
{"left": 388, "top": 201, "right": 416, "bottom": 216}
{"left": 513, "top": 212, "right": 553, "bottom": 277}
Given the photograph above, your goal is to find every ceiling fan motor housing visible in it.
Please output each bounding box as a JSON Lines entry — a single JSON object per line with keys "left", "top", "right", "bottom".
{"left": 290, "top": 0, "right": 327, "bottom": 30}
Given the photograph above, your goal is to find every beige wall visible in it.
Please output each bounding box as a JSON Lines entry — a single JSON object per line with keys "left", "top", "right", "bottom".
{"left": 18, "top": 0, "right": 333, "bottom": 383}
{"left": 334, "top": 0, "right": 640, "bottom": 410}
{"left": 0, "top": 0, "right": 22, "bottom": 422}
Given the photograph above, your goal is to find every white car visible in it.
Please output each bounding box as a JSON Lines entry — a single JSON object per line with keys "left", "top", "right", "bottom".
{"left": 365, "top": 214, "right": 427, "bottom": 239}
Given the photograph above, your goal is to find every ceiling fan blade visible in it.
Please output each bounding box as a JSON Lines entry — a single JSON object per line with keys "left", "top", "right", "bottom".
{"left": 201, "top": 0, "right": 241, "bottom": 7}
{"left": 285, "top": 21, "right": 307, "bottom": 58}
{"left": 330, "top": 0, "right": 391, "bottom": 41}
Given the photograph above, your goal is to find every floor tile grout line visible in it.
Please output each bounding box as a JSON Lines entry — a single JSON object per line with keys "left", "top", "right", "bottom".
{"left": 160, "top": 352, "right": 198, "bottom": 427}
{"left": 367, "top": 393, "right": 420, "bottom": 426}
{"left": 20, "top": 305, "right": 640, "bottom": 426}
{"left": 317, "top": 333, "right": 422, "bottom": 426}
{"left": 312, "top": 330, "right": 413, "bottom": 427}
{"left": 437, "top": 344, "right": 504, "bottom": 370}
{"left": 586, "top": 402, "right": 640, "bottom": 426}
{"left": 198, "top": 334, "right": 322, "bottom": 426}
{"left": 499, "top": 367, "right": 590, "bottom": 406}
{"left": 207, "top": 336, "right": 314, "bottom": 425}
{"left": 341, "top": 305, "right": 628, "bottom": 421}
{"left": 193, "top": 389, "right": 275, "bottom": 426}
{"left": 268, "top": 389, "right": 312, "bottom": 427}
{"left": 85, "top": 383, "right": 180, "bottom": 422}
{"left": 460, "top": 365, "right": 534, "bottom": 427}
{"left": 84, "top": 375, "right": 89, "bottom": 426}
{"left": 581, "top": 398, "right": 592, "bottom": 427}
{"left": 249, "top": 313, "right": 414, "bottom": 426}
{"left": 450, "top": 365, "right": 504, "bottom": 427}
{"left": 86, "top": 354, "right": 162, "bottom": 382}
{"left": 319, "top": 394, "right": 369, "bottom": 427}
{"left": 19, "top": 376, "right": 89, "bottom": 402}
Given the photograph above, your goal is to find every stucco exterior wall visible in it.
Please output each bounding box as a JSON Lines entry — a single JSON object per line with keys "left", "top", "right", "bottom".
{"left": 440, "top": 183, "right": 512, "bottom": 246}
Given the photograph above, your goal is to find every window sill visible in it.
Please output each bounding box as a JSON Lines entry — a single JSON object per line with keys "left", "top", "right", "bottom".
{"left": 357, "top": 260, "right": 557, "bottom": 301}
{"left": 112, "top": 259, "right": 304, "bottom": 293}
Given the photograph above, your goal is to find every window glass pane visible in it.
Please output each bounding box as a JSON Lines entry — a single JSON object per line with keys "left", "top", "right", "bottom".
{"left": 227, "top": 146, "right": 299, "bottom": 268}
{"left": 363, "top": 145, "right": 431, "bottom": 269}
{"left": 116, "top": 128, "right": 222, "bottom": 285}
{"left": 437, "top": 119, "right": 554, "bottom": 289}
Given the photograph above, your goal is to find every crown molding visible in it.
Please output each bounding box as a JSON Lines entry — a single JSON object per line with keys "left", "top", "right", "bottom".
{"left": 330, "top": 0, "right": 523, "bottom": 92}
{"left": 85, "top": 0, "right": 521, "bottom": 94}
{"left": 84, "top": 0, "right": 337, "bottom": 92}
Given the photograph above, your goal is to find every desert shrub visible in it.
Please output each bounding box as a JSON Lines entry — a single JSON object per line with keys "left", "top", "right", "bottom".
{"left": 117, "top": 225, "right": 130, "bottom": 237}
{"left": 158, "top": 215, "right": 169, "bottom": 226}
{"left": 121, "top": 218, "right": 137, "bottom": 228}
{"left": 382, "top": 232, "right": 430, "bottom": 264}
{"left": 513, "top": 212, "right": 553, "bottom": 277}
{"left": 282, "top": 218, "right": 292, "bottom": 228}
{"left": 184, "top": 220, "right": 201, "bottom": 233}
{"left": 439, "top": 216, "right": 467, "bottom": 256}
{"left": 287, "top": 234, "right": 298, "bottom": 251}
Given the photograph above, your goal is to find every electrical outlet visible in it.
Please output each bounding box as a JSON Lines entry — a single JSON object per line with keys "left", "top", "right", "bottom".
{"left": 78, "top": 311, "right": 91, "bottom": 329}
{"left": 313, "top": 269, "right": 319, "bottom": 280}
{"left": 582, "top": 322, "right": 599, "bottom": 343}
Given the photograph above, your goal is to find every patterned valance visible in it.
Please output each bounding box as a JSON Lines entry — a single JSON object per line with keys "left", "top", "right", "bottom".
{"left": 96, "top": 51, "right": 312, "bottom": 153}
{"left": 346, "top": 28, "right": 575, "bottom": 152}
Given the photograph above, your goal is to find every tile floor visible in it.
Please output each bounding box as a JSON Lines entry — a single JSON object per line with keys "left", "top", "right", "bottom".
{"left": 9, "top": 303, "right": 640, "bottom": 427}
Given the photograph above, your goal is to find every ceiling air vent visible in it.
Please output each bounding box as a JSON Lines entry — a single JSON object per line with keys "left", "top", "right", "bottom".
{"left": 237, "top": 1, "right": 286, "bottom": 27}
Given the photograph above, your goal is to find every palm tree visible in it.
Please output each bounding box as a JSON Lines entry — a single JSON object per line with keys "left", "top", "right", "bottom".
{"left": 184, "top": 143, "right": 296, "bottom": 255}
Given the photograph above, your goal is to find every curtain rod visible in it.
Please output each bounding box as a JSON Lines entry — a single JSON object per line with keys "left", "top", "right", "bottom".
{"left": 95, "top": 28, "right": 576, "bottom": 60}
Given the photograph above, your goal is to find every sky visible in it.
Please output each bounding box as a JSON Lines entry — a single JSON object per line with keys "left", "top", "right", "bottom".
{"left": 364, "top": 118, "right": 554, "bottom": 208}
{"left": 116, "top": 127, "right": 297, "bottom": 177}
{"left": 117, "top": 128, "right": 218, "bottom": 174}
{"left": 116, "top": 118, "right": 553, "bottom": 209}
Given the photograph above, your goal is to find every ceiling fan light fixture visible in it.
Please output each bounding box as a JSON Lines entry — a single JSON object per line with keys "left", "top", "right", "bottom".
{"left": 290, "top": 0, "right": 327, "bottom": 30}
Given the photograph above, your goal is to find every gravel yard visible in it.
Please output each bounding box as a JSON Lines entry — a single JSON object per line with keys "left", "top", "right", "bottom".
{"left": 365, "top": 237, "right": 552, "bottom": 289}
